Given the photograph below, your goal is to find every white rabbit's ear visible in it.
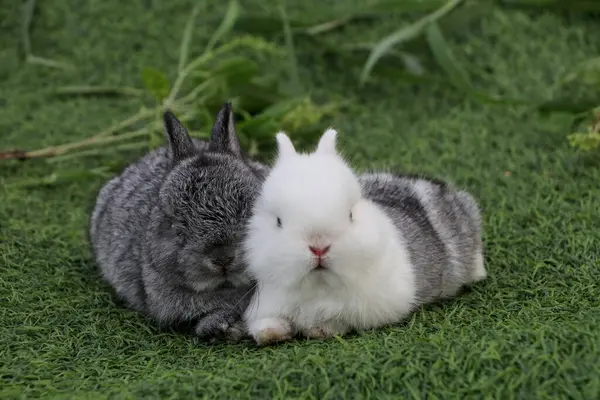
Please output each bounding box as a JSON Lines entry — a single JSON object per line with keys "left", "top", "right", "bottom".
{"left": 276, "top": 132, "right": 296, "bottom": 159}
{"left": 316, "top": 128, "right": 338, "bottom": 155}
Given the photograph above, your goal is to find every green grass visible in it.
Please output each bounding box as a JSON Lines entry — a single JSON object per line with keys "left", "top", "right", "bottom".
{"left": 1, "top": 0, "right": 600, "bottom": 398}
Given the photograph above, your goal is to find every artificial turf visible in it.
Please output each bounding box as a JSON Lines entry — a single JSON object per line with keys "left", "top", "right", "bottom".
{"left": 1, "top": 1, "right": 599, "bottom": 398}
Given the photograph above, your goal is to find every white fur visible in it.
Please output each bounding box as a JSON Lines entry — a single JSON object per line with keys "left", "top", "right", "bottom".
{"left": 472, "top": 252, "right": 487, "bottom": 282}
{"left": 243, "top": 130, "right": 417, "bottom": 345}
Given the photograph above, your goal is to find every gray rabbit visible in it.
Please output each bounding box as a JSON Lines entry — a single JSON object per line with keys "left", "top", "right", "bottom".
{"left": 89, "top": 103, "right": 267, "bottom": 341}
{"left": 241, "top": 129, "right": 486, "bottom": 345}
{"left": 359, "top": 171, "right": 486, "bottom": 304}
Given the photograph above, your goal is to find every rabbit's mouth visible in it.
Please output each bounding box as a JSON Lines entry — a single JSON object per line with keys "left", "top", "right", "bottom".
{"left": 217, "top": 280, "right": 236, "bottom": 289}
{"left": 312, "top": 258, "right": 329, "bottom": 271}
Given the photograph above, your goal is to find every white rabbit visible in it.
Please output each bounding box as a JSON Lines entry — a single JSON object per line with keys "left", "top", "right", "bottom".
{"left": 243, "top": 129, "right": 486, "bottom": 345}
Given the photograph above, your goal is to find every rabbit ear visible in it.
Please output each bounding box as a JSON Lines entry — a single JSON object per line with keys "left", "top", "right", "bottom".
{"left": 316, "top": 128, "right": 338, "bottom": 155}
{"left": 163, "top": 111, "right": 195, "bottom": 161}
{"left": 209, "top": 102, "right": 242, "bottom": 157}
{"left": 275, "top": 132, "right": 296, "bottom": 159}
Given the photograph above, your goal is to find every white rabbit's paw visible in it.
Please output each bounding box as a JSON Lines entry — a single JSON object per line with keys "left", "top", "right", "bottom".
{"left": 304, "top": 321, "right": 346, "bottom": 339}
{"left": 250, "top": 317, "right": 293, "bottom": 346}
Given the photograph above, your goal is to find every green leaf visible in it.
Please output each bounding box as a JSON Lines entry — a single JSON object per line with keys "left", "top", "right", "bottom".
{"left": 426, "top": 22, "right": 471, "bottom": 92}
{"left": 237, "top": 115, "right": 280, "bottom": 140}
{"left": 256, "top": 96, "right": 308, "bottom": 118}
{"left": 209, "top": 57, "right": 260, "bottom": 86}
{"left": 141, "top": 67, "right": 170, "bottom": 102}
{"left": 360, "top": 0, "right": 463, "bottom": 86}
{"left": 567, "top": 132, "right": 600, "bottom": 151}
{"left": 205, "top": 0, "right": 241, "bottom": 53}
{"left": 280, "top": 98, "right": 340, "bottom": 133}
{"left": 236, "top": 97, "right": 307, "bottom": 140}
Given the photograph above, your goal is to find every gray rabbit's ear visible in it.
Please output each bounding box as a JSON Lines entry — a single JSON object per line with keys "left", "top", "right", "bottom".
{"left": 163, "top": 111, "right": 195, "bottom": 161}
{"left": 209, "top": 102, "right": 242, "bottom": 157}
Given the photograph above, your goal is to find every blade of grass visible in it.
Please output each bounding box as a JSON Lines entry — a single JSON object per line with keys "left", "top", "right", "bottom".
{"left": 21, "top": 0, "right": 74, "bottom": 70}
{"left": 235, "top": 1, "right": 459, "bottom": 38}
{"left": 278, "top": 0, "right": 301, "bottom": 96}
{"left": 305, "top": 17, "right": 353, "bottom": 35}
{"left": 360, "top": 0, "right": 463, "bottom": 86}
{"left": 165, "top": 36, "right": 281, "bottom": 108}
{"left": 537, "top": 97, "right": 600, "bottom": 114}
{"left": 205, "top": 0, "right": 241, "bottom": 53}
{"left": 362, "top": 0, "right": 448, "bottom": 13}
{"left": 21, "top": 0, "right": 35, "bottom": 56}
{"left": 425, "top": 22, "right": 471, "bottom": 91}
{"left": 426, "top": 21, "right": 532, "bottom": 106}
{"left": 498, "top": 0, "right": 600, "bottom": 12}
{"left": 178, "top": 2, "right": 203, "bottom": 73}
{"left": 26, "top": 56, "right": 74, "bottom": 71}
{"left": 6, "top": 168, "right": 112, "bottom": 188}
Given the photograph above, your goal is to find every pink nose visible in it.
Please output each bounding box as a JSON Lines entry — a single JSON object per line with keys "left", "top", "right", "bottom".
{"left": 309, "top": 245, "right": 330, "bottom": 257}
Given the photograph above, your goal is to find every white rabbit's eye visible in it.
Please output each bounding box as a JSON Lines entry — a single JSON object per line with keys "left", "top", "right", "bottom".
{"left": 349, "top": 211, "right": 353, "bottom": 221}
{"left": 277, "top": 217, "right": 282, "bottom": 228}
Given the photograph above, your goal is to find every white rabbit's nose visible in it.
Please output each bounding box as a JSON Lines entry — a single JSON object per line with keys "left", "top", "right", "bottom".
{"left": 309, "top": 245, "right": 330, "bottom": 257}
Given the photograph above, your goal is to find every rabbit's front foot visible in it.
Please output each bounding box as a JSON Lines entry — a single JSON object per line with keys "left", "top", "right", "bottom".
{"left": 248, "top": 317, "right": 293, "bottom": 346}
{"left": 194, "top": 310, "right": 245, "bottom": 343}
{"left": 303, "top": 320, "right": 347, "bottom": 339}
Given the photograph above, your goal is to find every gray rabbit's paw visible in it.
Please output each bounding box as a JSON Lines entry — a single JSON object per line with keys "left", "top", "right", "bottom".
{"left": 194, "top": 310, "right": 245, "bottom": 343}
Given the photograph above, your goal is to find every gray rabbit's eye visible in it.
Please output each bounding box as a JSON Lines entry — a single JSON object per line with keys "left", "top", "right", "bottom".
{"left": 277, "top": 217, "right": 282, "bottom": 228}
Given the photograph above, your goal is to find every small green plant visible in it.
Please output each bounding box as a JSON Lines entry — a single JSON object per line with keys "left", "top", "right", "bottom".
{"left": 559, "top": 55, "right": 600, "bottom": 152}
{"left": 568, "top": 108, "right": 600, "bottom": 152}
{"left": 3, "top": 0, "right": 600, "bottom": 178}
{"left": 1, "top": 0, "right": 342, "bottom": 187}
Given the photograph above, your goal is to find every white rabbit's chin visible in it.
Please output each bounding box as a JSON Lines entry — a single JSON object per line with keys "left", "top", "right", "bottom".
{"left": 308, "top": 259, "right": 329, "bottom": 273}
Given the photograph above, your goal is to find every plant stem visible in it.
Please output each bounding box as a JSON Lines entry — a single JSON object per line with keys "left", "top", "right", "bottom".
{"left": 164, "top": 53, "right": 213, "bottom": 109}
{"left": 52, "top": 86, "right": 145, "bottom": 97}
{"left": 24, "top": 130, "right": 150, "bottom": 159}
{"left": 46, "top": 142, "right": 150, "bottom": 163}
{"left": 178, "top": 3, "right": 203, "bottom": 74}
{"left": 279, "top": 0, "right": 302, "bottom": 96}
{"left": 96, "top": 107, "right": 159, "bottom": 138}
{"left": 0, "top": 94, "right": 202, "bottom": 161}
{"left": 0, "top": 149, "right": 27, "bottom": 161}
